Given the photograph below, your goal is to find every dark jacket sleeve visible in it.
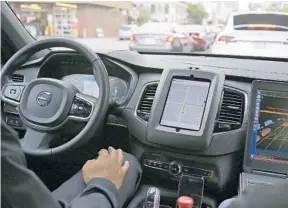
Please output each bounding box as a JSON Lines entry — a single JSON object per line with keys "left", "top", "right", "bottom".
{"left": 1, "top": 122, "right": 118, "bottom": 208}
{"left": 66, "top": 178, "right": 118, "bottom": 208}
{"left": 228, "top": 182, "right": 288, "bottom": 208}
{"left": 1, "top": 122, "right": 62, "bottom": 208}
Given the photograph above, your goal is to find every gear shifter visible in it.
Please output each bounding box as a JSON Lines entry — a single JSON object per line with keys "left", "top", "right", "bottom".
{"left": 143, "top": 187, "right": 161, "bottom": 208}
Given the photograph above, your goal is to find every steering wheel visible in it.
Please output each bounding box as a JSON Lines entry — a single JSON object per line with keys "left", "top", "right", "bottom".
{"left": 1, "top": 38, "right": 110, "bottom": 156}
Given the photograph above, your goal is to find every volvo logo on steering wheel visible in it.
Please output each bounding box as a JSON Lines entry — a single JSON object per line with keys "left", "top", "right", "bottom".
{"left": 36, "top": 91, "right": 53, "bottom": 107}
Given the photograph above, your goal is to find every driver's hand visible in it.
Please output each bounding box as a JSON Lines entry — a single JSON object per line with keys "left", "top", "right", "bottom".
{"left": 82, "top": 147, "right": 129, "bottom": 190}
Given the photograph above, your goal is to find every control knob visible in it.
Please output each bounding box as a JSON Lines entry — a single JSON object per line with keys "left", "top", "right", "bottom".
{"left": 169, "top": 161, "right": 182, "bottom": 176}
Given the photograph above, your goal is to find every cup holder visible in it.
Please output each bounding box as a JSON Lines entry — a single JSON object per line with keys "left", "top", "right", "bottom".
{"left": 126, "top": 185, "right": 217, "bottom": 208}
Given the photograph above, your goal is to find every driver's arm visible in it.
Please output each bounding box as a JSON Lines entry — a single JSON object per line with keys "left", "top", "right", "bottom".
{"left": 64, "top": 147, "right": 129, "bottom": 208}
{"left": 2, "top": 122, "right": 128, "bottom": 208}
{"left": 62, "top": 178, "right": 118, "bottom": 208}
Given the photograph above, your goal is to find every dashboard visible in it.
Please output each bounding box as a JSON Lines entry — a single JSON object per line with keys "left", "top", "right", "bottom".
{"left": 3, "top": 50, "right": 288, "bottom": 192}
{"left": 35, "top": 52, "right": 137, "bottom": 108}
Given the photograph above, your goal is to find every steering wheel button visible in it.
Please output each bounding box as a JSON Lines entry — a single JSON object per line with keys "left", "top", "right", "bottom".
{"left": 10, "top": 89, "right": 17, "bottom": 94}
{"left": 77, "top": 104, "right": 84, "bottom": 112}
{"left": 4, "top": 85, "right": 22, "bottom": 101}
{"left": 6, "top": 117, "right": 22, "bottom": 127}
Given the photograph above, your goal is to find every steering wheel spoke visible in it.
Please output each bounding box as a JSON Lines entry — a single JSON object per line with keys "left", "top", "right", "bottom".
{"left": 2, "top": 82, "right": 26, "bottom": 106}
{"left": 68, "top": 93, "right": 96, "bottom": 122}
{"left": 20, "top": 128, "right": 56, "bottom": 155}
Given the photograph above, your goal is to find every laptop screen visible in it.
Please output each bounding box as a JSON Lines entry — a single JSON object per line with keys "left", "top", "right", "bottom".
{"left": 251, "top": 90, "right": 288, "bottom": 164}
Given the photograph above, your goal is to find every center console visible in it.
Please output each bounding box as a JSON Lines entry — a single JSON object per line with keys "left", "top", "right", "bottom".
{"left": 132, "top": 68, "right": 226, "bottom": 208}
{"left": 141, "top": 153, "right": 218, "bottom": 186}
{"left": 147, "top": 67, "right": 225, "bottom": 151}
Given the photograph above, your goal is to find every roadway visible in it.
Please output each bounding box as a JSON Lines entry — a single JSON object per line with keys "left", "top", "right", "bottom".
{"left": 257, "top": 122, "right": 288, "bottom": 153}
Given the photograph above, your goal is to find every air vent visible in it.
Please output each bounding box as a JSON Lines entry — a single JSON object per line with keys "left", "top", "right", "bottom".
{"left": 214, "top": 88, "right": 245, "bottom": 133}
{"left": 11, "top": 74, "right": 24, "bottom": 82}
{"left": 136, "top": 83, "right": 158, "bottom": 121}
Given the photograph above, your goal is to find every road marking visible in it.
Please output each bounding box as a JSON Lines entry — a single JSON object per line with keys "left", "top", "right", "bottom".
{"left": 277, "top": 128, "right": 288, "bottom": 152}
{"left": 257, "top": 123, "right": 282, "bottom": 145}
{"left": 265, "top": 124, "right": 284, "bottom": 139}
{"left": 264, "top": 124, "right": 286, "bottom": 150}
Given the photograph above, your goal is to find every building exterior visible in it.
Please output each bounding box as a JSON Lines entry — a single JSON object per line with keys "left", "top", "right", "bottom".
{"left": 133, "top": 1, "right": 188, "bottom": 24}
{"left": 9, "top": 1, "right": 132, "bottom": 38}
{"left": 202, "top": 1, "right": 239, "bottom": 24}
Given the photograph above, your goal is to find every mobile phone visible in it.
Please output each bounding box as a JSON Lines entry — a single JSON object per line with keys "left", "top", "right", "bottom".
{"left": 177, "top": 175, "right": 204, "bottom": 208}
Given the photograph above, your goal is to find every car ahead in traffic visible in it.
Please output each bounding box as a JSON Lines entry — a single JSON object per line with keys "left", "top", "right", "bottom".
{"left": 184, "top": 24, "right": 212, "bottom": 51}
{"left": 211, "top": 11, "right": 288, "bottom": 58}
{"left": 129, "top": 22, "right": 192, "bottom": 53}
{"left": 118, "top": 24, "right": 138, "bottom": 40}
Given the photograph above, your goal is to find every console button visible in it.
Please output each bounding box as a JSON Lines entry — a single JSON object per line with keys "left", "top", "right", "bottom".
{"left": 183, "top": 167, "right": 189, "bottom": 174}
{"left": 151, "top": 161, "right": 157, "bottom": 167}
{"left": 144, "top": 159, "right": 152, "bottom": 167}
{"left": 162, "top": 163, "right": 169, "bottom": 170}
{"left": 144, "top": 159, "right": 149, "bottom": 165}
{"left": 193, "top": 168, "right": 202, "bottom": 176}
{"left": 203, "top": 170, "right": 212, "bottom": 177}
{"left": 188, "top": 167, "right": 199, "bottom": 176}
{"left": 169, "top": 161, "right": 182, "bottom": 176}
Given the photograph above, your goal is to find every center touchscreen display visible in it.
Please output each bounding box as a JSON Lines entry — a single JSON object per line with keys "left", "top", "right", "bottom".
{"left": 160, "top": 78, "right": 210, "bottom": 131}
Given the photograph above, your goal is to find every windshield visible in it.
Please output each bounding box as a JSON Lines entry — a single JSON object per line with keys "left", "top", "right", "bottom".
{"left": 8, "top": 1, "right": 288, "bottom": 58}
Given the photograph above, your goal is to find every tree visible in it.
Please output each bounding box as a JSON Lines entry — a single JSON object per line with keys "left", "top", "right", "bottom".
{"left": 266, "top": 5, "right": 288, "bottom": 13}
{"left": 127, "top": 15, "right": 134, "bottom": 24}
{"left": 137, "top": 7, "right": 150, "bottom": 25}
{"left": 186, "top": 3, "right": 208, "bottom": 24}
{"left": 109, "top": 8, "right": 123, "bottom": 34}
{"left": 266, "top": 5, "right": 277, "bottom": 12}
{"left": 280, "top": 6, "right": 288, "bottom": 13}
{"left": 110, "top": 8, "right": 121, "bottom": 18}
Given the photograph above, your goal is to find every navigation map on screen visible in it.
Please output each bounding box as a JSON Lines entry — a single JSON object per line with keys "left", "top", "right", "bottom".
{"left": 160, "top": 79, "right": 210, "bottom": 131}
{"left": 251, "top": 90, "right": 288, "bottom": 164}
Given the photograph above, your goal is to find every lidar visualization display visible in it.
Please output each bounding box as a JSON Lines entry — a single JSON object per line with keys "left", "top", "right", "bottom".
{"left": 251, "top": 90, "right": 288, "bottom": 163}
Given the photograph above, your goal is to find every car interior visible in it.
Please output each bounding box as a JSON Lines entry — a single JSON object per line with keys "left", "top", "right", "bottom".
{"left": 1, "top": 2, "right": 288, "bottom": 208}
